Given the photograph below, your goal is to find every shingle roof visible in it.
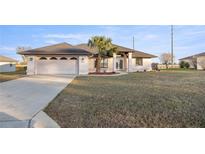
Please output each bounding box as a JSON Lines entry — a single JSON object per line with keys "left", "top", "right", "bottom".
{"left": 75, "top": 43, "right": 98, "bottom": 54}
{"left": 18, "top": 43, "right": 91, "bottom": 55}
{"left": 179, "top": 52, "right": 205, "bottom": 60}
{"left": 196, "top": 52, "right": 205, "bottom": 57}
{"left": 17, "top": 42, "right": 157, "bottom": 58}
{"left": 75, "top": 43, "right": 157, "bottom": 58}
{"left": 0, "top": 55, "right": 18, "bottom": 62}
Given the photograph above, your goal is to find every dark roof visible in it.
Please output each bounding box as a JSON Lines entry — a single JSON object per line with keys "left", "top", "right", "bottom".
{"left": 179, "top": 52, "right": 205, "bottom": 60}
{"left": 196, "top": 52, "right": 205, "bottom": 57}
{"left": 18, "top": 43, "right": 91, "bottom": 55}
{"left": 75, "top": 43, "right": 98, "bottom": 54}
{"left": 17, "top": 42, "right": 157, "bottom": 58}
{"left": 75, "top": 43, "right": 157, "bottom": 58}
{"left": 0, "top": 55, "right": 18, "bottom": 62}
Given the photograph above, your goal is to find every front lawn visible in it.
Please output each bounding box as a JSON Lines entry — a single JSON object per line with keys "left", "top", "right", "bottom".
{"left": 0, "top": 70, "right": 26, "bottom": 82}
{"left": 44, "top": 71, "right": 205, "bottom": 128}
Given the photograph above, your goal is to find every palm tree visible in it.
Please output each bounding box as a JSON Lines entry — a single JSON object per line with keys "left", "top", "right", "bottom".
{"left": 88, "top": 36, "right": 117, "bottom": 72}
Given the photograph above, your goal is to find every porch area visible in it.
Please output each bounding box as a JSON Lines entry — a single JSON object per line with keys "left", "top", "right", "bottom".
{"left": 113, "top": 52, "right": 133, "bottom": 72}
{"left": 88, "top": 51, "right": 133, "bottom": 73}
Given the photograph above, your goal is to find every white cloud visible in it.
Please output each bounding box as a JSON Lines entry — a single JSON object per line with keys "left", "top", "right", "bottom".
{"left": 0, "top": 46, "right": 16, "bottom": 51}
{"left": 43, "top": 33, "right": 90, "bottom": 40}
{"left": 99, "top": 26, "right": 123, "bottom": 32}
{"left": 44, "top": 40, "right": 60, "bottom": 44}
{"left": 143, "top": 34, "right": 159, "bottom": 40}
{"left": 185, "top": 30, "right": 205, "bottom": 36}
{"left": 174, "top": 46, "right": 190, "bottom": 50}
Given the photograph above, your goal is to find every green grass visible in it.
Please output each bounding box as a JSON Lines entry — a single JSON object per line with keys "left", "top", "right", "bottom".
{"left": 44, "top": 71, "right": 205, "bottom": 128}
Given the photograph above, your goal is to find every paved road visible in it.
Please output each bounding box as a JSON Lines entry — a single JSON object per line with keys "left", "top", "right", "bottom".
{"left": 0, "top": 75, "right": 75, "bottom": 128}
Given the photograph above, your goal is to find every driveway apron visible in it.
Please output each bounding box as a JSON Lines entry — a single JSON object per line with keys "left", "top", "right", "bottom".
{"left": 0, "top": 75, "right": 75, "bottom": 128}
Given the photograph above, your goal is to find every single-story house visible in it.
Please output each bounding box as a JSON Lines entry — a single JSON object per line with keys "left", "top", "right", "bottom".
{"left": 179, "top": 52, "right": 205, "bottom": 70}
{"left": 18, "top": 42, "right": 157, "bottom": 75}
{"left": 0, "top": 55, "right": 17, "bottom": 72}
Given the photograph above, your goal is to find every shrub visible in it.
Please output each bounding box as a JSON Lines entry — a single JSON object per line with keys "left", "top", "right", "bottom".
{"left": 180, "top": 61, "right": 185, "bottom": 68}
{"left": 151, "top": 63, "right": 159, "bottom": 70}
{"left": 184, "top": 62, "right": 190, "bottom": 69}
{"left": 180, "top": 61, "right": 190, "bottom": 69}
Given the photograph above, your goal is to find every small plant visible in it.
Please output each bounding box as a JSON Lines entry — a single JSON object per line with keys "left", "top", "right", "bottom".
{"left": 180, "top": 61, "right": 185, "bottom": 68}
{"left": 151, "top": 63, "right": 159, "bottom": 71}
{"left": 180, "top": 61, "right": 190, "bottom": 69}
{"left": 184, "top": 62, "right": 190, "bottom": 69}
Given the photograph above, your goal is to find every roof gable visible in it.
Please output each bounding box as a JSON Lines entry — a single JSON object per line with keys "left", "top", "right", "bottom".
{"left": 18, "top": 42, "right": 91, "bottom": 55}
{"left": 31, "top": 42, "right": 73, "bottom": 52}
{"left": 17, "top": 42, "right": 157, "bottom": 58}
{"left": 75, "top": 43, "right": 157, "bottom": 58}
{"left": 75, "top": 43, "right": 98, "bottom": 54}
{"left": 179, "top": 52, "right": 205, "bottom": 60}
{"left": 196, "top": 52, "right": 205, "bottom": 57}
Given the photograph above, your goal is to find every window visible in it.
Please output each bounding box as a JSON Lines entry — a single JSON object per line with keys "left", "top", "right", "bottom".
{"left": 94, "top": 59, "right": 108, "bottom": 68}
{"left": 135, "top": 58, "right": 143, "bottom": 66}
{"left": 70, "top": 57, "right": 77, "bottom": 60}
{"left": 50, "top": 57, "right": 57, "bottom": 60}
{"left": 100, "top": 58, "right": 108, "bottom": 68}
{"left": 39, "top": 57, "right": 47, "bottom": 60}
{"left": 60, "top": 57, "right": 67, "bottom": 60}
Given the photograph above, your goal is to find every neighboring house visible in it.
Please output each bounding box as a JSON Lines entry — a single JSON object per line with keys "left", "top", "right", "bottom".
{"left": 18, "top": 42, "right": 157, "bottom": 75}
{"left": 179, "top": 52, "right": 205, "bottom": 70}
{"left": 0, "top": 55, "right": 17, "bottom": 72}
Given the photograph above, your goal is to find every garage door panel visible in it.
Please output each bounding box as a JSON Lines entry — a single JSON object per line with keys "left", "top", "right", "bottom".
{"left": 36, "top": 60, "right": 77, "bottom": 74}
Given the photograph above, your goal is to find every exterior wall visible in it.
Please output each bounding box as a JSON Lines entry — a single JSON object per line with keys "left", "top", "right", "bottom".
{"left": 78, "top": 56, "right": 89, "bottom": 75}
{"left": 88, "top": 58, "right": 96, "bottom": 72}
{"left": 26, "top": 55, "right": 85, "bottom": 75}
{"left": 89, "top": 57, "right": 153, "bottom": 72}
{"left": 88, "top": 57, "right": 113, "bottom": 73}
{"left": 25, "top": 54, "right": 154, "bottom": 75}
{"left": 131, "top": 58, "right": 152, "bottom": 72}
{"left": 100, "top": 58, "right": 113, "bottom": 72}
{"left": 26, "top": 56, "right": 36, "bottom": 75}
{"left": 179, "top": 58, "right": 196, "bottom": 69}
{"left": 197, "top": 56, "right": 205, "bottom": 70}
{"left": 128, "top": 53, "right": 133, "bottom": 72}
{"left": 0, "top": 62, "right": 16, "bottom": 72}
{"left": 113, "top": 53, "right": 116, "bottom": 72}
{"left": 142, "top": 58, "right": 152, "bottom": 71}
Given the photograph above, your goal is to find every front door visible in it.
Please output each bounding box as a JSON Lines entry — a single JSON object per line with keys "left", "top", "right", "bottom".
{"left": 116, "top": 59, "right": 123, "bottom": 70}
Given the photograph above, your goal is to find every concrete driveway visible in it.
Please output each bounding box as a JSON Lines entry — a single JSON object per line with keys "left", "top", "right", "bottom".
{"left": 0, "top": 75, "right": 75, "bottom": 128}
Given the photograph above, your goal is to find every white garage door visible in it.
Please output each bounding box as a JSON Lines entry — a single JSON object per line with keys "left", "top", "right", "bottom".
{"left": 36, "top": 57, "right": 77, "bottom": 74}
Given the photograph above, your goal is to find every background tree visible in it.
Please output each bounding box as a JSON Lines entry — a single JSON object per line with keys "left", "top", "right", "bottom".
{"left": 16, "top": 46, "right": 31, "bottom": 64}
{"left": 160, "top": 52, "right": 173, "bottom": 69}
{"left": 88, "top": 36, "right": 116, "bottom": 72}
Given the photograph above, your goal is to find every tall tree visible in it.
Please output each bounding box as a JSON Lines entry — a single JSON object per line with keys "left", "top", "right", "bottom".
{"left": 160, "top": 52, "right": 173, "bottom": 69}
{"left": 88, "top": 36, "right": 117, "bottom": 72}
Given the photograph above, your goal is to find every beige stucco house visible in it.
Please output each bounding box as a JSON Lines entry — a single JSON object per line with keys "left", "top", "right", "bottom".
{"left": 18, "top": 42, "right": 157, "bottom": 75}
{"left": 0, "top": 55, "right": 17, "bottom": 72}
{"left": 179, "top": 52, "right": 205, "bottom": 70}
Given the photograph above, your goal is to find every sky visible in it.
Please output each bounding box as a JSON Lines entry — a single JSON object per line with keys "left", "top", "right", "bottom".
{"left": 0, "top": 25, "right": 205, "bottom": 62}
